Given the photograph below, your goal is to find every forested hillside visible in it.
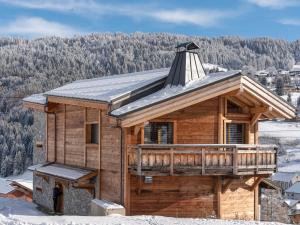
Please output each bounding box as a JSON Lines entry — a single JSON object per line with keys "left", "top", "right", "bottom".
{"left": 0, "top": 33, "right": 299, "bottom": 177}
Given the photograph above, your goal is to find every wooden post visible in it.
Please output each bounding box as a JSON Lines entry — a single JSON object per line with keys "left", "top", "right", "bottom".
{"left": 218, "top": 97, "right": 225, "bottom": 144}
{"left": 46, "top": 113, "right": 48, "bottom": 162}
{"left": 233, "top": 146, "right": 238, "bottom": 175}
{"left": 63, "top": 104, "right": 66, "bottom": 164}
{"left": 137, "top": 147, "right": 142, "bottom": 176}
{"left": 202, "top": 148, "right": 205, "bottom": 175}
{"left": 170, "top": 148, "right": 174, "bottom": 175}
{"left": 216, "top": 176, "right": 222, "bottom": 219}
{"left": 254, "top": 179, "right": 259, "bottom": 220}
{"left": 256, "top": 146, "right": 259, "bottom": 173}
{"left": 97, "top": 109, "right": 102, "bottom": 199}
{"left": 84, "top": 108, "right": 87, "bottom": 167}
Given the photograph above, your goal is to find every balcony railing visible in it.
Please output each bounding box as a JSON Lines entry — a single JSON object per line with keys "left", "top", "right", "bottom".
{"left": 128, "top": 144, "right": 277, "bottom": 176}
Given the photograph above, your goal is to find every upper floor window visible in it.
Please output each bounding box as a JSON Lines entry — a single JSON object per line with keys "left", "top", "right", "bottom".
{"left": 227, "top": 100, "right": 243, "bottom": 113}
{"left": 226, "top": 123, "right": 245, "bottom": 144}
{"left": 144, "top": 122, "right": 173, "bottom": 144}
{"left": 86, "top": 123, "right": 99, "bottom": 144}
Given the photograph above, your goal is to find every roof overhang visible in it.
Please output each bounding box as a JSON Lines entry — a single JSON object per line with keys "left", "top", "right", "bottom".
{"left": 118, "top": 75, "right": 296, "bottom": 127}
{"left": 36, "top": 163, "right": 97, "bottom": 182}
{"left": 23, "top": 101, "right": 47, "bottom": 112}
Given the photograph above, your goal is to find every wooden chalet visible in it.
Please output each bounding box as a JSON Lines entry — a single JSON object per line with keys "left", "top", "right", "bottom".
{"left": 23, "top": 42, "right": 296, "bottom": 219}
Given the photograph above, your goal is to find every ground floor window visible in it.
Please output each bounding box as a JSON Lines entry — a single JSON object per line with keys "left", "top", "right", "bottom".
{"left": 226, "top": 123, "right": 246, "bottom": 144}
{"left": 144, "top": 122, "right": 173, "bottom": 144}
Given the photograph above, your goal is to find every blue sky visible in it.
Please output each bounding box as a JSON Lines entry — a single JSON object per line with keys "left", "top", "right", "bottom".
{"left": 0, "top": 0, "right": 299, "bottom": 40}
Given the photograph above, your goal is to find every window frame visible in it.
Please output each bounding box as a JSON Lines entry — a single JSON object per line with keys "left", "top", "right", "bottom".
{"left": 225, "top": 122, "right": 248, "bottom": 144}
{"left": 86, "top": 123, "right": 99, "bottom": 145}
{"left": 142, "top": 119, "right": 177, "bottom": 144}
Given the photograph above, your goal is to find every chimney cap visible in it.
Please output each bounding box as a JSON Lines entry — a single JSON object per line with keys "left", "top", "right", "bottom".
{"left": 176, "top": 41, "right": 200, "bottom": 51}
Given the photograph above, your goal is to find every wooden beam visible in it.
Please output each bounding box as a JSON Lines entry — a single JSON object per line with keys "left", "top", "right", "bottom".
{"left": 47, "top": 96, "right": 108, "bottom": 110}
{"left": 250, "top": 106, "right": 272, "bottom": 114}
{"left": 250, "top": 177, "right": 263, "bottom": 191}
{"left": 218, "top": 97, "right": 225, "bottom": 144}
{"left": 222, "top": 179, "right": 235, "bottom": 193}
{"left": 250, "top": 113, "right": 262, "bottom": 127}
{"left": 121, "top": 76, "right": 242, "bottom": 127}
{"left": 23, "top": 102, "right": 45, "bottom": 111}
{"left": 216, "top": 177, "right": 222, "bottom": 219}
{"left": 84, "top": 108, "right": 87, "bottom": 167}
{"left": 63, "top": 104, "right": 66, "bottom": 164}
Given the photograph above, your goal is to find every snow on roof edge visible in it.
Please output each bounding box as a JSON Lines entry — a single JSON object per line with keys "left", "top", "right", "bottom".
{"left": 23, "top": 94, "right": 47, "bottom": 105}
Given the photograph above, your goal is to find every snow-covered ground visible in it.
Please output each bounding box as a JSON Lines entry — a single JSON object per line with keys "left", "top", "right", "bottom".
{"left": 0, "top": 198, "right": 286, "bottom": 225}
{"left": 259, "top": 120, "right": 300, "bottom": 172}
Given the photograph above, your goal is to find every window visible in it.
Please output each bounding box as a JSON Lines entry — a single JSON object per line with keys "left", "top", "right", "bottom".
{"left": 86, "top": 123, "right": 99, "bottom": 144}
{"left": 227, "top": 100, "right": 243, "bottom": 113}
{"left": 226, "top": 123, "right": 245, "bottom": 144}
{"left": 144, "top": 122, "right": 173, "bottom": 144}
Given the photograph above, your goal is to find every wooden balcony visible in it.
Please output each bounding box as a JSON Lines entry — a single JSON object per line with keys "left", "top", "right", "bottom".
{"left": 127, "top": 144, "right": 277, "bottom": 176}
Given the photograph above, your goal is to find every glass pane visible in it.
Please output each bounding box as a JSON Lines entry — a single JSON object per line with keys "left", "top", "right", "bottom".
{"left": 144, "top": 122, "right": 173, "bottom": 144}
{"left": 226, "top": 123, "right": 245, "bottom": 144}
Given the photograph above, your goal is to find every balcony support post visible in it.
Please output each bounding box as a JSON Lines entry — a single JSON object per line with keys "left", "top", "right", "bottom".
{"left": 201, "top": 148, "right": 205, "bottom": 175}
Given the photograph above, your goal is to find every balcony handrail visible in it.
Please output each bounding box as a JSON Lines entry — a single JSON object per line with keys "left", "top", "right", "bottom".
{"left": 127, "top": 143, "right": 277, "bottom": 176}
{"left": 130, "top": 144, "right": 278, "bottom": 149}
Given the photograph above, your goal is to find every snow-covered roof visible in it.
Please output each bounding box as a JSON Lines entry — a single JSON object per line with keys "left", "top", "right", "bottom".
{"left": 284, "top": 199, "right": 299, "bottom": 207}
{"left": 286, "top": 182, "right": 300, "bottom": 194}
{"left": 271, "top": 172, "right": 298, "bottom": 183}
{"left": 111, "top": 70, "right": 240, "bottom": 116}
{"left": 0, "top": 178, "right": 14, "bottom": 194}
{"left": 27, "top": 164, "right": 43, "bottom": 171}
{"left": 7, "top": 170, "right": 33, "bottom": 191}
{"left": 23, "top": 94, "right": 47, "bottom": 105}
{"left": 291, "top": 65, "right": 300, "bottom": 72}
{"left": 36, "top": 164, "right": 94, "bottom": 181}
{"left": 45, "top": 68, "right": 169, "bottom": 102}
{"left": 92, "top": 199, "right": 124, "bottom": 210}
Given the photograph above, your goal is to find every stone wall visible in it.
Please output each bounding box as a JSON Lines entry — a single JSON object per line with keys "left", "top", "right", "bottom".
{"left": 33, "top": 172, "right": 93, "bottom": 215}
{"left": 63, "top": 185, "right": 93, "bottom": 215}
{"left": 33, "top": 172, "right": 55, "bottom": 211}
{"left": 260, "top": 188, "right": 291, "bottom": 224}
{"left": 33, "top": 112, "right": 46, "bottom": 164}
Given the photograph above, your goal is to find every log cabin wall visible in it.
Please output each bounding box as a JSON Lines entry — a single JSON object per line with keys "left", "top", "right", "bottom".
{"left": 45, "top": 102, "right": 122, "bottom": 204}
{"left": 125, "top": 96, "right": 259, "bottom": 219}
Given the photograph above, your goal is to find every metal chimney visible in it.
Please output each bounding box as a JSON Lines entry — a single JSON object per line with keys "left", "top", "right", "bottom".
{"left": 165, "top": 42, "right": 206, "bottom": 87}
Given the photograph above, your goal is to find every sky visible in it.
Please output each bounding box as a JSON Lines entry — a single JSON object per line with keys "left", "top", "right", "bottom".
{"left": 0, "top": 0, "right": 299, "bottom": 40}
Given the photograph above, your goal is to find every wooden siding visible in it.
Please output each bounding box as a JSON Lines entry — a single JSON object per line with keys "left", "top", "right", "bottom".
{"left": 47, "top": 114, "right": 55, "bottom": 162}
{"left": 129, "top": 175, "right": 256, "bottom": 220}
{"left": 130, "top": 175, "right": 217, "bottom": 217}
{"left": 220, "top": 178, "right": 255, "bottom": 220}
{"left": 65, "top": 105, "right": 85, "bottom": 167}
{"left": 100, "top": 112, "right": 121, "bottom": 203}
{"left": 158, "top": 98, "right": 219, "bottom": 144}
{"left": 45, "top": 102, "right": 122, "bottom": 204}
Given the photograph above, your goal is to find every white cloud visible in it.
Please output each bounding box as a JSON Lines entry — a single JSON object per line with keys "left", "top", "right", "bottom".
{"left": 278, "top": 18, "right": 300, "bottom": 26}
{"left": 0, "top": 17, "right": 82, "bottom": 38}
{"left": 0, "top": 0, "right": 239, "bottom": 28}
{"left": 247, "top": 0, "right": 299, "bottom": 9}
{"left": 148, "top": 9, "right": 235, "bottom": 27}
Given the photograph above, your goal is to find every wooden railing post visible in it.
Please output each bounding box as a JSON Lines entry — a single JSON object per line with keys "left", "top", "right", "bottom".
{"left": 137, "top": 146, "right": 142, "bottom": 176}
{"left": 233, "top": 146, "right": 238, "bottom": 175}
{"left": 202, "top": 148, "right": 205, "bottom": 175}
{"left": 256, "top": 146, "right": 259, "bottom": 173}
{"left": 170, "top": 148, "right": 174, "bottom": 175}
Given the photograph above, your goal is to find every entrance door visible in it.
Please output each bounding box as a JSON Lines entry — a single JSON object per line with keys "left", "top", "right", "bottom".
{"left": 54, "top": 182, "right": 64, "bottom": 214}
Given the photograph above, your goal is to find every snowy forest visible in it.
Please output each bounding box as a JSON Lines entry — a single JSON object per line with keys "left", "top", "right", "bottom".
{"left": 0, "top": 32, "right": 300, "bottom": 177}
